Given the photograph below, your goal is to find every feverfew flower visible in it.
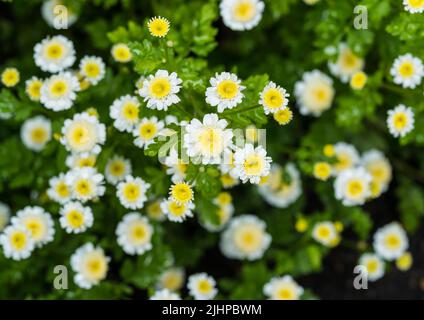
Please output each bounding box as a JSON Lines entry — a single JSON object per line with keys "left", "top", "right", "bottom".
{"left": 273, "top": 108, "right": 293, "bottom": 125}
{"left": 350, "top": 71, "right": 367, "bottom": 90}
{"left": 157, "top": 267, "right": 185, "bottom": 292}
{"left": 390, "top": 54, "right": 424, "bottom": 89}
{"left": 138, "top": 70, "right": 182, "bottom": 111}
{"left": 25, "top": 77, "right": 43, "bottom": 101}
{"left": 70, "top": 243, "right": 110, "bottom": 289}
{"left": 403, "top": 0, "right": 424, "bottom": 13}
{"left": 312, "top": 221, "right": 339, "bottom": 247}
{"left": 184, "top": 113, "right": 233, "bottom": 164}
{"left": 169, "top": 181, "right": 194, "bottom": 205}
{"left": 328, "top": 43, "right": 364, "bottom": 83}
{"left": 116, "top": 213, "right": 153, "bottom": 255}
{"left": 233, "top": 144, "right": 271, "bottom": 184}
{"left": 150, "top": 289, "right": 181, "bottom": 300}
{"left": 0, "top": 202, "right": 10, "bottom": 231}
{"left": 373, "top": 222, "right": 409, "bottom": 261}
{"left": 40, "top": 72, "right": 80, "bottom": 111}
{"left": 0, "top": 224, "right": 35, "bottom": 260}
{"left": 206, "top": 72, "right": 245, "bottom": 112}
{"left": 41, "top": 0, "right": 78, "bottom": 28}
{"left": 111, "top": 43, "right": 132, "bottom": 63}
{"left": 34, "top": 35, "right": 76, "bottom": 73}
{"left": 187, "top": 273, "right": 218, "bottom": 300}
{"left": 147, "top": 16, "right": 170, "bottom": 38}
{"left": 263, "top": 276, "right": 304, "bottom": 300}
{"left": 47, "top": 173, "right": 72, "bottom": 204}
{"left": 333, "top": 142, "right": 360, "bottom": 174}
{"left": 359, "top": 253, "right": 385, "bottom": 282}
{"left": 334, "top": 167, "right": 372, "bottom": 206}
{"left": 294, "top": 70, "right": 335, "bottom": 116}
{"left": 79, "top": 56, "right": 105, "bottom": 85}
{"left": 160, "top": 198, "right": 195, "bottom": 223}
{"left": 220, "top": 214, "right": 271, "bottom": 260}
{"left": 61, "top": 112, "right": 106, "bottom": 154}
{"left": 21, "top": 116, "right": 52, "bottom": 152}
{"left": 203, "top": 192, "right": 234, "bottom": 232}
{"left": 104, "top": 155, "right": 132, "bottom": 185}
{"left": 109, "top": 95, "right": 140, "bottom": 132}
{"left": 133, "top": 117, "right": 164, "bottom": 149}
{"left": 387, "top": 104, "right": 415, "bottom": 138}
{"left": 66, "top": 167, "right": 106, "bottom": 202}
{"left": 65, "top": 152, "right": 97, "bottom": 169}
{"left": 220, "top": 0, "right": 265, "bottom": 31}
{"left": 164, "top": 148, "right": 188, "bottom": 183}
{"left": 259, "top": 81, "right": 290, "bottom": 114}
{"left": 1, "top": 67, "right": 20, "bottom": 87}
{"left": 116, "top": 176, "right": 150, "bottom": 210}
{"left": 396, "top": 252, "right": 413, "bottom": 271}
{"left": 313, "top": 162, "right": 332, "bottom": 181}
{"left": 59, "top": 201, "right": 93, "bottom": 234}
{"left": 362, "top": 150, "right": 392, "bottom": 197}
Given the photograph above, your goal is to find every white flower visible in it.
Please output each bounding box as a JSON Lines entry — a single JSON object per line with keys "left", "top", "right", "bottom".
{"left": 104, "top": 155, "right": 132, "bottom": 185}
{"left": 41, "top": 0, "right": 78, "bottom": 29}
{"left": 373, "top": 222, "right": 409, "bottom": 261}
{"left": 61, "top": 112, "right": 106, "bottom": 154}
{"left": 150, "top": 289, "right": 181, "bottom": 300}
{"left": 184, "top": 113, "right": 233, "bottom": 164}
{"left": 390, "top": 53, "right": 424, "bottom": 89}
{"left": 116, "top": 176, "right": 150, "bottom": 210}
{"left": 205, "top": 72, "right": 245, "bottom": 112}
{"left": 233, "top": 143, "right": 271, "bottom": 184}
{"left": 40, "top": 72, "right": 80, "bottom": 111}
{"left": 47, "top": 173, "right": 72, "bottom": 204}
{"left": 65, "top": 152, "right": 97, "bottom": 169}
{"left": 312, "top": 221, "right": 338, "bottom": 247}
{"left": 132, "top": 117, "right": 164, "bottom": 150}
{"left": 263, "top": 276, "right": 304, "bottom": 300}
{"left": 334, "top": 167, "right": 372, "bottom": 206}
{"left": 164, "top": 148, "right": 188, "bottom": 183}
{"left": 328, "top": 43, "right": 364, "bottom": 83}
{"left": 387, "top": 104, "right": 415, "bottom": 138}
{"left": 259, "top": 81, "right": 290, "bottom": 114}
{"left": 109, "top": 95, "right": 140, "bottom": 132}
{"left": 220, "top": 0, "right": 265, "bottom": 31}
{"left": 116, "top": 213, "right": 153, "bottom": 255}
{"left": 34, "top": 35, "right": 76, "bottom": 73}
{"left": 187, "top": 273, "right": 218, "bottom": 300}
{"left": 403, "top": 0, "right": 424, "bottom": 13}
{"left": 362, "top": 150, "right": 392, "bottom": 197}
{"left": 70, "top": 243, "right": 110, "bottom": 289}
{"left": 160, "top": 198, "right": 195, "bottom": 223}
{"left": 12, "top": 206, "right": 55, "bottom": 247}
{"left": 20, "top": 116, "right": 52, "bottom": 152}
{"left": 0, "top": 224, "right": 35, "bottom": 260}
{"left": 294, "top": 70, "right": 335, "bottom": 116}
{"left": 59, "top": 201, "right": 93, "bottom": 234}
{"left": 220, "top": 214, "right": 271, "bottom": 260}
{"left": 25, "top": 76, "right": 43, "bottom": 101}
{"left": 359, "top": 253, "right": 385, "bottom": 282}
{"left": 0, "top": 202, "right": 11, "bottom": 231}
{"left": 138, "top": 69, "right": 182, "bottom": 111}
{"left": 333, "top": 142, "right": 360, "bottom": 174}
{"left": 157, "top": 267, "right": 185, "bottom": 291}
{"left": 66, "top": 167, "right": 105, "bottom": 202}
{"left": 79, "top": 56, "right": 105, "bottom": 85}
{"left": 258, "top": 163, "right": 302, "bottom": 208}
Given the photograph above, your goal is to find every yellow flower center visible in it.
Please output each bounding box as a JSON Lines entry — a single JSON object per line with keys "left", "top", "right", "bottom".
{"left": 385, "top": 234, "right": 401, "bottom": 250}
{"left": 147, "top": 201, "right": 163, "bottom": 219}
{"left": 408, "top": 0, "right": 424, "bottom": 9}
{"left": 168, "top": 201, "right": 186, "bottom": 217}
{"left": 217, "top": 192, "right": 232, "bottom": 206}
{"left": 273, "top": 108, "right": 293, "bottom": 125}
{"left": 323, "top": 144, "right": 335, "bottom": 157}
{"left": 123, "top": 183, "right": 141, "bottom": 202}
{"left": 217, "top": 80, "right": 238, "bottom": 99}
{"left": 45, "top": 43, "right": 64, "bottom": 60}
{"left": 148, "top": 18, "right": 170, "bottom": 37}
{"left": 149, "top": 78, "right": 171, "bottom": 98}
{"left": 396, "top": 253, "right": 412, "bottom": 270}
{"left": 162, "top": 273, "right": 182, "bottom": 291}
{"left": 27, "top": 81, "right": 42, "bottom": 99}
{"left": 78, "top": 156, "right": 96, "bottom": 168}
{"left": 399, "top": 62, "right": 414, "bottom": 77}
{"left": 10, "top": 231, "right": 27, "bottom": 250}
{"left": 234, "top": 226, "right": 262, "bottom": 253}
{"left": 277, "top": 287, "right": 295, "bottom": 300}
{"left": 24, "top": 219, "right": 44, "bottom": 240}
{"left": 221, "top": 173, "right": 237, "bottom": 187}
{"left": 75, "top": 179, "right": 93, "bottom": 197}
{"left": 2, "top": 69, "right": 19, "bottom": 86}
{"left": 113, "top": 45, "right": 132, "bottom": 62}
{"left": 171, "top": 183, "right": 193, "bottom": 204}
{"left": 244, "top": 154, "right": 263, "bottom": 176}
{"left": 130, "top": 223, "right": 148, "bottom": 242}
{"left": 56, "top": 182, "right": 70, "bottom": 198}
{"left": 84, "top": 255, "right": 107, "bottom": 280}
{"left": 316, "top": 225, "right": 331, "bottom": 240}
{"left": 393, "top": 113, "right": 408, "bottom": 130}
{"left": 335, "top": 153, "right": 352, "bottom": 171}
{"left": 110, "top": 161, "right": 125, "bottom": 176}
{"left": 122, "top": 102, "right": 139, "bottom": 121}
{"left": 199, "top": 128, "right": 224, "bottom": 155}
{"left": 313, "top": 162, "right": 331, "bottom": 180}
{"left": 350, "top": 71, "right": 367, "bottom": 90}
{"left": 197, "top": 279, "right": 213, "bottom": 294}
{"left": 139, "top": 122, "right": 158, "bottom": 140}
{"left": 346, "top": 179, "right": 364, "bottom": 198}
{"left": 49, "top": 80, "right": 68, "bottom": 98}
{"left": 366, "top": 260, "right": 379, "bottom": 274}
{"left": 234, "top": 1, "right": 255, "bottom": 22}
{"left": 264, "top": 88, "right": 284, "bottom": 109}
{"left": 30, "top": 127, "right": 48, "bottom": 144}
{"left": 66, "top": 210, "right": 85, "bottom": 228}
{"left": 83, "top": 62, "right": 100, "bottom": 78}
{"left": 341, "top": 50, "right": 360, "bottom": 69}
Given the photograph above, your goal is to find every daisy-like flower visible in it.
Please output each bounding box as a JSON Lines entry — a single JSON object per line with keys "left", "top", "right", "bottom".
{"left": 20, "top": 116, "right": 52, "bottom": 152}
{"left": 116, "top": 176, "right": 151, "bottom": 210}
{"left": 12, "top": 206, "right": 55, "bottom": 247}
{"left": 312, "top": 221, "right": 339, "bottom": 247}
{"left": 66, "top": 167, "right": 105, "bottom": 202}
{"left": 169, "top": 181, "right": 194, "bottom": 205}
{"left": 40, "top": 71, "right": 80, "bottom": 111}
{"left": 160, "top": 198, "right": 195, "bottom": 223}
{"left": 70, "top": 243, "right": 110, "bottom": 289}
{"left": 1, "top": 67, "right": 20, "bottom": 87}
{"left": 150, "top": 289, "right": 181, "bottom": 300}
{"left": 233, "top": 143, "right": 271, "bottom": 184}
{"left": 328, "top": 43, "right": 364, "bottom": 83}
{"left": 116, "top": 213, "right": 153, "bottom": 255}
{"left": 184, "top": 113, "right": 233, "bottom": 164}
{"left": 132, "top": 117, "right": 164, "bottom": 150}
{"left": 34, "top": 35, "right": 75, "bottom": 73}
{"left": 147, "top": 16, "right": 170, "bottom": 37}
{"left": 109, "top": 95, "right": 140, "bottom": 132}
{"left": 164, "top": 148, "right": 188, "bottom": 183}
{"left": 138, "top": 70, "right": 182, "bottom": 111}
{"left": 157, "top": 267, "right": 185, "bottom": 292}
{"left": 105, "top": 155, "right": 132, "bottom": 185}
{"left": 205, "top": 72, "right": 245, "bottom": 113}
{"left": 396, "top": 252, "right": 413, "bottom": 271}
{"left": 0, "top": 202, "right": 11, "bottom": 231}
{"left": 359, "top": 253, "right": 385, "bottom": 282}
{"left": 66, "top": 152, "right": 97, "bottom": 169}
{"left": 273, "top": 108, "right": 293, "bottom": 125}
{"left": 350, "top": 71, "right": 367, "bottom": 90}
{"left": 313, "top": 162, "right": 332, "bottom": 181}
{"left": 390, "top": 54, "right": 424, "bottom": 89}
{"left": 334, "top": 167, "right": 372, "bottom": 206}
{"left": 259, "top": 81, "right": 290, "bottom": 115}
{"left": 59, "top": 201, "right": 93, "bottom": 234}
{"left": 387, "top": 104, "right": 415, "bottom": 138}
{"left": 220, "top": 173, "right": 240, "bottom": 189}
{"left": 373, "top": 222, "right": 409, "bottom": 261}
{"left": 47, "top": 173, "right": 72, "bottom": 204}
{"left": 332, "top": 142, "right": 360, "bottom": 174}
{"left": 25, "top": 77, "right": 43, "bottom": 101}
{"left": 263, "top": 275, "right": 304, "bottom": 300}
{"left": 187, "top": 273, "right": 218, "bottom": 300}
{"left": 362, "top": 150, "right": 392, "bottom": 197}
{"left": 294, "top": 70, "right": 335, "bottom": 116}
{"left": 0, "top": 224, "right": 35, "bottom": 260}
{"left": 220, "top": 0, "right": 265, "bottom": 31}
{"left": 79, "top": 56, "right": 105, "bottom": 85}
{"left": 220, "top": 214, "right": 271, "bottom": 260}
{"left": 203, "top": 192, "right": 234, "bottom": 232}
{"left": 403, "top": 0, "right": 424, "bottom": 13}
{"left": 146, "top": 199, "right": 166, "bottom": 221}
{"left": 41, "top": 0, "right": 78, "bottom": 29}
{"left": 111, "top": 43, "right": 132, "bottom": 63}
{"left": 61, "top": 112, "right": 106, "bottom": 154}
